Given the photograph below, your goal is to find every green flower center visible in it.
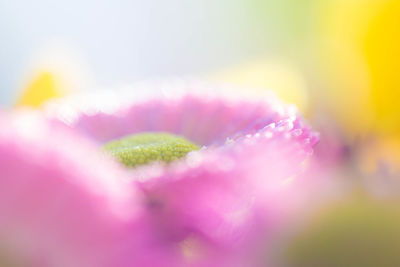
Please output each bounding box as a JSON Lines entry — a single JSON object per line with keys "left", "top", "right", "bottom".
{"left": 103, "top": 132, "right": 200, "bottom": 168}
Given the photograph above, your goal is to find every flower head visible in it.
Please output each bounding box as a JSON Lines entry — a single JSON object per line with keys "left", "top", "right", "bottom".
{"left": 1, "top": 84, "right": 318, "bottom": 266}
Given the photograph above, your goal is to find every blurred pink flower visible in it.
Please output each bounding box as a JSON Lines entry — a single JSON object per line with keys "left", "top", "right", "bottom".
{"left": 0, "top": 112, "right": 164, "bottom": 266}
{"left": 1, "top": 90, "right": 318, "bottom": 266}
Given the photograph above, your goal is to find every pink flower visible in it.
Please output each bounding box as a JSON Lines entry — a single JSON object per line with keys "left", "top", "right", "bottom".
{"left": 0, "top": 87, "right": 318, "bottom": 266}
{"left": 0, "top": 112, "right": 170, "bottom": 266}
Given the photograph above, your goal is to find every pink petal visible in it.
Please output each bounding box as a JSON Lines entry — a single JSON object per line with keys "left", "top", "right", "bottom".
{"left": 51, "top": 93, "right": 297, "bottom": 146}
{"left": 0, "top": 111, "right": 163, "bottom": 266}
{"left": 44, "top": 89, "right": 319, "bottom": 266}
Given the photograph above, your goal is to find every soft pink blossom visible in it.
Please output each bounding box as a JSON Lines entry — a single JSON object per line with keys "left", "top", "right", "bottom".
{"left": 1, "top": 89, "right": 318, "bottom": 266}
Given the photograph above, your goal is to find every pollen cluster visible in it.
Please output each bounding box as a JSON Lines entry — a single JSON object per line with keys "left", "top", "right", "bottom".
{"left": 104, "top": 132, "right": 200, "bottom": 167}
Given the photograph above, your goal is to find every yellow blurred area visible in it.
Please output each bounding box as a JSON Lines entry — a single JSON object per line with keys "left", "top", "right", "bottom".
{"left": 365, "top": 0, "right": 400, "bottom": 135}
{"left": 357, "top": 137, "right": 400, "bottom": 175}
{"left": 14, "top": 41, "right": 91, "bottom": 108}
{"left": 16, "top": 71, "right": 67, "bottom": 108}
{"left": 213, "top": 59, "right": 308, "bottom": 112}
{"left": 314, "top": 0, "right": 400, "bottom": 137}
